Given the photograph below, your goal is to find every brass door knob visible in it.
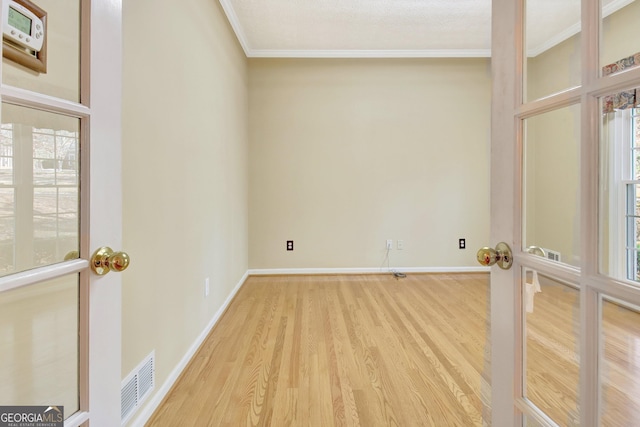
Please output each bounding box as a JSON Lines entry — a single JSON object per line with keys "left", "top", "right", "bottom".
{"left": 476, "top": 242, "right": 513, "bottom": 270}
{"left": 64, "top": 250, "right": 79, "bottom": 261}
{"left": 91, "top": 246, "right": 130, "bottom": 275}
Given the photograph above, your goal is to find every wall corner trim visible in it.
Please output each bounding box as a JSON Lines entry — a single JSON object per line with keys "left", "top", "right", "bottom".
{"left": 127, "top": 270, "right": 249, "bottom": 427}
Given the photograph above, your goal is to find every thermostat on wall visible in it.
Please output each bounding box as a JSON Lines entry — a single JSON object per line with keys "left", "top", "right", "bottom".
{"left": 1, "top": 0, "right": 47, "bottom": 73}
{"left": 3, "top": 0, "right": 45, "bottom": 53}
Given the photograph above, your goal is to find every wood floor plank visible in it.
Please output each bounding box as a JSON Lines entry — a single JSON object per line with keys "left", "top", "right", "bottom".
{"left": 146, "top": 273, "right": 492, "bottom": 426}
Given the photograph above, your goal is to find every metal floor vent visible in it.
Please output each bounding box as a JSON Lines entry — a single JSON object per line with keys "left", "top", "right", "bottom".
{"left": 121, "top": 351, "right": 155, "bottom": 425}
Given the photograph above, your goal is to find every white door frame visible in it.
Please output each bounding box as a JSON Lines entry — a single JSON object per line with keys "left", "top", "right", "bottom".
{"left": 86, "top": 0, "right": 122, "bottom": 425}
{"left": 490, "top": 0, "right": 519, "bottom": 424}
{"left": 0, "top": 1, "right": 122, "bottom": 425}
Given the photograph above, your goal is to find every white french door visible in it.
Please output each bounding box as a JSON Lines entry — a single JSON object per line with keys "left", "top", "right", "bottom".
{"left": 491, "top": 0, "right": 640, "bottom": 425}
{"left": 0, "top": 1, "right": 122, "bottom": 425}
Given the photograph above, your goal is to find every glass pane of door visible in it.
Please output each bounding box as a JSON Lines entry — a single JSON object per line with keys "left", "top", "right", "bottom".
{"left": 523, "top": 270, "right": 580, "bottom": 426}
{"left": 600, "top": 0, "right": 640, "bottom": 71}
{"left": 599, "top": 95, "right": 640, "bottom": 281}
{"left": 523, "top": 104, "right": 581, "bottom": 267}
{"left": 0, "top": 103, "right": 80, "bottom": 277}
{"left": 525, "top": 0, "right": 581, "bottom": 102}
{"left": 601, "top": 297, "right": 640, "bottom": 425}
{"left": 0, "top": 274, "right": 79, "bottom": 414}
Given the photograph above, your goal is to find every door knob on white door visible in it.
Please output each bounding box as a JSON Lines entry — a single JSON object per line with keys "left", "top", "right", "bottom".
{"left": 91, "top": 246, "right": 130, "bottom": 275}
{"left": 476, "top": 242, "right": 513, "bottom": 270}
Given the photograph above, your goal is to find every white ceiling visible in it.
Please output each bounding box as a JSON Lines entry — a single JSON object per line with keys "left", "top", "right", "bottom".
{"left": 219, "top": 0, "right": 633, "bottom": 58}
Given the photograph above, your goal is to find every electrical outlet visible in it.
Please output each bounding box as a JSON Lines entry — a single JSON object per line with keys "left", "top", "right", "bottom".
{"left": 386, "top": 239, "right": 392, "bottom": 250}
{"left": 397, "top": 240, "right": 404, "bottom": 250}
{"left": 204, "top": 277, "right": 210, "bottom": 297}
{"left": 459, "top": 238, "right": 466, "bottom": 249}
{"left": 287, "top": 240, "right": 294, "bottom": 251}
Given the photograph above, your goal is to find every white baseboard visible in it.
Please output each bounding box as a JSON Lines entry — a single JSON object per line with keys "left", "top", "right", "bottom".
{"left": 248, "top": 266, "right": 490, "bottom": 275}
{"left": 128, "top": 270, "right": 249, "bottom": 427}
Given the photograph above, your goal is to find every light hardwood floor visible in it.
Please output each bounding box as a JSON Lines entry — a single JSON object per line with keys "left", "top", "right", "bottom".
{"left": 525, "top": 276, "right": 640, "bottom": 426}
{"left": 146, "top": 273, "right": 492, "bottom": 426}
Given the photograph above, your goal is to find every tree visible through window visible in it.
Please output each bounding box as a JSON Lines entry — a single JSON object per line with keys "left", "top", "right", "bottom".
{"left": 0, "top": 122, "right": 79, "bottom": 275}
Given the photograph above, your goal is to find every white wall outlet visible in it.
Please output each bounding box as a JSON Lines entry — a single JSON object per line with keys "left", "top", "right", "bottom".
{"left": 204, "top": 277, "right": 210, "bottom": 297}
{"left": 397, "top": 240, "right": 404, "bottom": 250}
{"left": 386, "top": 239, "right": 393, "bottom": 250}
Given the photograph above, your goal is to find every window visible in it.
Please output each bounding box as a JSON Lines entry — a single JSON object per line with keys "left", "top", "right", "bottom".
{"left": 0, "top": 124, "right": 15, "bottom": 274}
{"left": 0, "top": 116, "right": 80, "bottom": 276}
{"left": 625, "top": 108, "right": 640, "bottom": 281}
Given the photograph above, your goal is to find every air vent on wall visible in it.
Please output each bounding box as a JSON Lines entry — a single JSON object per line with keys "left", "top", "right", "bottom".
{"left": 546, "top": 249, "right": 561, "bottom": 262}
{"left": 121, "top": 375, "right": 137, "bottom": 422}
{"left": 121, "top": 351, "right": 155, "bottom": 425}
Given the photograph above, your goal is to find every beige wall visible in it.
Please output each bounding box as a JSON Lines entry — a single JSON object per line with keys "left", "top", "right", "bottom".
{"left": 601, "top": 0, "right": 640, "bottom": 66}
{"left": 524, "top": 105, "right": 581, "bottom": 266}
{"left": 248, "top": 59, "right": 491, "bottom": 269}
{"left": 527, "top": 34, "right": 581, "bottom": 102}
{"left": 121, "top": 0, "right": 248, "bottom": 416}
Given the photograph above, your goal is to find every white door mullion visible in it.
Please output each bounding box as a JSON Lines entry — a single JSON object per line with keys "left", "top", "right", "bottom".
{"left": 586, "top": 66, "right": 640, "bottom": 98}
{"left": 587, "top": 274, "right": 640, "bottom": 306}
{"left": 580, "top": 0, "right": 602, "bottom": 424}
{"left": 516, "top": 87, "right": 582, "bottom": 118}
{"left": 0, "top": 85, "right": 90, "bottom": 119}
{"left": 0, "top": 259, "right": 88, "bottom": 293}
{"left": 491, "top": 0, "right": 521, "bottom": 424}
{"left": 579, "top": 73, "right": 600, "bottom": 427}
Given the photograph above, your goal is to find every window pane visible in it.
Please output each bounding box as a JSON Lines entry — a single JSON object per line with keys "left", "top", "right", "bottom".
{"left": 524, "top": 271, "right": 579, "bottom": 426}
{"left": 601, "top": 298, "right": 640, "bottom": 425}
{"left": 601, "top": 0, "right": 640, "bottom": 71}
{"left": 525, "top": 0, "right": 581, "bottom": 102}
{"left": 524, "top": 104, "right": 581, "bottom": 267}
{"left": 0, "top": 275, "right": 80, "bottom": 416}
{"left": 0, "top": 124, "right": 13, "bottom": 186}
{"left": 0, "top": 103, "right": 80, "bottom": 276}
{"left": 600, "top": 100, "right": 640, "bottom": 283}
{"left": 0, "top": 217, "right": 15, "bottom": 275}
{"left": 634, "top": 111, "right": 640, "bottom": 180}
{"left": 34, "top": 188, "right": 58, "bottom": 215}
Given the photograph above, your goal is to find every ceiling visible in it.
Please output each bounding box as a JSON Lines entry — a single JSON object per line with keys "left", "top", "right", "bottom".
{"left": 219, "top": 0, "right": 632, "bottom": 58}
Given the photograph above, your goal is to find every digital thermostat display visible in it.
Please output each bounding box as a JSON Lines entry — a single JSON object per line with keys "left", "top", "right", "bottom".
{"left": 8, "top": 7, "right": 31, "bottom": 35}
{"left": 2, "top": 0, "right": 44, "bottom": 52}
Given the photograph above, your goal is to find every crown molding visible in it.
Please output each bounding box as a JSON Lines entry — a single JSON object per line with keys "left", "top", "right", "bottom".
{"left": 603, "top": 0, "right": 635, "bottom": 19}
{"left": 245, "top": 49, "right": 491, "bottom": 58}
{"left": 528, "top": 0, "right": 634, "bottom": 57}
{"left": 527, "top": 21, "right": 581, "bottom": 58}
{"left": 218, "top": 0, "right": 490, "bottom": 58}
{"left": 218, "top": 0, "right": 251, "bottom": 55}
{"left": 221, "top": 0, "right": 633, "bottom": 59}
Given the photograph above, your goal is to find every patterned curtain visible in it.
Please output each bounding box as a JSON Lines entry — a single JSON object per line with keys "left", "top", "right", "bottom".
{"left": 602, "top": 52, "right": 640, "bottom": 113}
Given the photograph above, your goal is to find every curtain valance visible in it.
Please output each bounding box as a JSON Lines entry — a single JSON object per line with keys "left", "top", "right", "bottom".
{"left": 602, "top": 52, "right": 640, "bottom": 113}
